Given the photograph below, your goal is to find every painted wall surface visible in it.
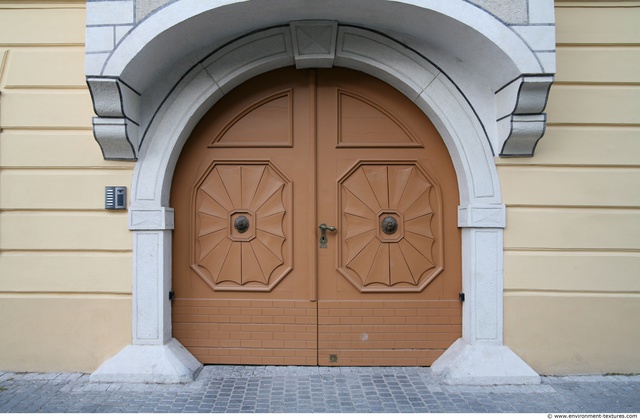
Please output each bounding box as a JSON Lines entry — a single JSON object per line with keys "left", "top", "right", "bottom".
{"left": 0, "top": 1, "right": 133, "bottom": 372}
{"left": 501, "top": 1, "right": 640, "bottom": 374}
{"left": 0, "top": 0, "right": 638, "bottom": 374}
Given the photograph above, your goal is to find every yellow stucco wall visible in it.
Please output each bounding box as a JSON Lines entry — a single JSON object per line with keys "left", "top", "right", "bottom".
{"left": 0, "top": 1, "right": 638, "bottom": 374}
{"left": 0, "top": 1, "right": 133, "bottom": 372}
{"left": 500, "top": 1, "right": 640, "bottom": 374}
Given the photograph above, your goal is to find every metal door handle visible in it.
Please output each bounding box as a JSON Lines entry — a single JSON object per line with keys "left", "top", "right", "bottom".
{"left": 319, "top": 223, "right": 337, "bottom": 248}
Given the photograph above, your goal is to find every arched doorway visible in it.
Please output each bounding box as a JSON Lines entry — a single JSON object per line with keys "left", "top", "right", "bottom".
{"left": 170, "top": 67, "right": 461, "bottom": 366}
{"left": 90, "top": 21, "right": 544, "bottom": 384}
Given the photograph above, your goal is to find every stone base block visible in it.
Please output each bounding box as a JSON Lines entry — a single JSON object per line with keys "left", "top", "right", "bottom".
{"left": 431, "top": 338, "right": 541, "bottom": 385}
{"left": 90, "top": 338, "right": 202, "bottom": 383}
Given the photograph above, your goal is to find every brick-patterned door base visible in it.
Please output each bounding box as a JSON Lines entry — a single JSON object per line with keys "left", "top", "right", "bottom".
{"left": 171, "top": 68, "right": 461, "bottom": 366}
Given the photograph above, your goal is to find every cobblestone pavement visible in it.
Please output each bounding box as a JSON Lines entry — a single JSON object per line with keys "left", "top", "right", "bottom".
{"left": 1, "top": 366, "right": 639, "bottom": 413}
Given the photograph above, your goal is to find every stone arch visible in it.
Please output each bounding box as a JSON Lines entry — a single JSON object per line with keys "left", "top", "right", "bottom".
{"left": 132, "top": 25, "right": 502, "bottom": 210}
{"left": 89, "top": 1, "right": 554, "bottom": 385}
{"left": 88, "top": 0, "right": 553, "bottom": 162}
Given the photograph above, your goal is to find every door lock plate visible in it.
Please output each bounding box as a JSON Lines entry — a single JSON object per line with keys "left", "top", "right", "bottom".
{"left": 319, "top": 223, "right": 337, "bottom": 248}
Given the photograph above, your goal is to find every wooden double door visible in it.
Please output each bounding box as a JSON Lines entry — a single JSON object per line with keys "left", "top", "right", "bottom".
{"left": 171, "top": 67, "right": 461, "bottom": 366}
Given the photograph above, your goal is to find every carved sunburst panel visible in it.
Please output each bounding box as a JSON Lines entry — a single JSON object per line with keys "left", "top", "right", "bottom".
{"left": 338, "top": 162, "right": 443, "bottom": 292}
{"left": 191, "top": 162, "right": 292, "bottom": 291}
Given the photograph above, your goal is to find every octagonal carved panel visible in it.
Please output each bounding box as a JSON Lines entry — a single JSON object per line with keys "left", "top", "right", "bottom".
{"left": 338, "top": 162, "right": 443, "bottom": 292}
{"left": 191, "top": 162, "right": 292, "bottom": 291}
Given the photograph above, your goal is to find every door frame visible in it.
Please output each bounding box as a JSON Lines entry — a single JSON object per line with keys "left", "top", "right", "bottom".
{"left": 91, "top": 23, "right": 540, "bottom": 385}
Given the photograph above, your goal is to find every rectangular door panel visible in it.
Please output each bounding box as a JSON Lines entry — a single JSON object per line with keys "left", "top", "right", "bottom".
{"left": 174, "top": 299, "right": 317, "bottom": 365}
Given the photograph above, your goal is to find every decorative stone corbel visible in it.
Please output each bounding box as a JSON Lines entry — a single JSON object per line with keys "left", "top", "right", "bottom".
{"left": 496, "top": 75, "right": 553, "bottom": 157}
{"left": 87, "top": 77, "right": 141, "bottom": 160}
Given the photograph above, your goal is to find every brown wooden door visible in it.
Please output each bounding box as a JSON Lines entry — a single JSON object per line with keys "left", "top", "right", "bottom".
{"left": 171, "top": 67, "right": 461, "bottom": 366}
{"left": 315, "top": 69, "right": 462, "bottom": 366}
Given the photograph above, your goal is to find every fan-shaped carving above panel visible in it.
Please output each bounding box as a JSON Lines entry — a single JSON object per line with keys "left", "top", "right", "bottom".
{"left": 338, "top": 162, "right": 443, "bottom": 292}
{"left": 209, "top": 90, "right": 293, "bottom": 148}
{"left": 338, "top": 90, "right": 422, "bottom": 148}
{"left": 191, "top": 162, "right": 292, "bottom": 291}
